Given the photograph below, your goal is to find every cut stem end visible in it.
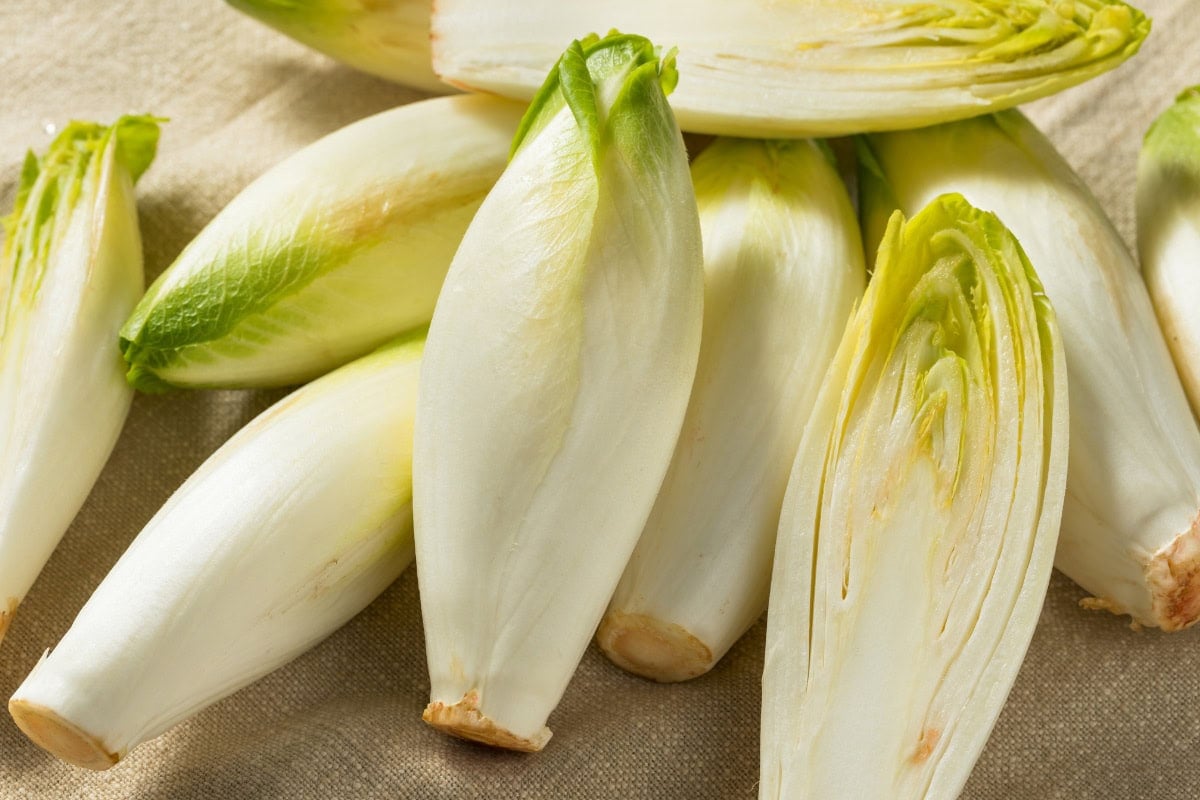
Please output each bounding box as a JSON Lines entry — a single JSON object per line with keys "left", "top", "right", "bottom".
{"left": 1147, "top": 511, "right": 1200, "bottom": 631}
{"left": 596, "top": 611, "right": 714, "bottom": 683}
{"left": 422, "top": 693, "right": 550, "bottom": 752}
{"left": 9, "top": 699, "right": 120, "bottom": 771}
{"left": 0, "top": 597, "right": 17, "bottom": 645}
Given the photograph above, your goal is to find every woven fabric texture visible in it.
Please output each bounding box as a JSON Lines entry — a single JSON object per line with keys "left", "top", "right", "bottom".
{"left": 1, "top": 1, "right": 1198, "bottom": 797}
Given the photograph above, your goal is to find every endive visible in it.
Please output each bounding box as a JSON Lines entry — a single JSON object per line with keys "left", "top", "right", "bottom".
{"left": 120, "top": 94, "right": 522, "bottom": 391}
{"left": 861, "top": 111, "right": 1200, "bottom": 630}
{"left": 1139, "top": 85, "right": 1200, "bottom": 416}
{"left": 9, "top": 332, "right": 424, "bottom": 770}
{"left": 761, "top": 194, "right": 1068, "bottom": 800}
{"left": 0, "top": 116, "right": 159, "bottom": 645}
{"left": 414, "top": 33, "right": 702, "bottom": 750}
{"left": 432, "top": 0, "right": 1149, "bottom": 138}
{"left": 226, "top": 0, "right": 448, "bottom": 93}
{"left": 597, "top": 138, "right": 864, "bottom": 683}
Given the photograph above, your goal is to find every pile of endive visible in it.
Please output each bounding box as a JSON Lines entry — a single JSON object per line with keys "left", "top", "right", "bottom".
{"left": 1, "top": 1, "right": 1197, "bottom": 797}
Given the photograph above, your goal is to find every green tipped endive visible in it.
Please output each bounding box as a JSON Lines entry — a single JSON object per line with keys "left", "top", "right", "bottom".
{"left": 1138, "top": 85, "right": 1200, "bottom": 417}
{"left": 414, "top": 33, "right": 702, "bottom": 751}
{"left": 226, "top": 0, "right": 449, "bottom": 93}
{"left": 597, "top": 137, "right": 864, "bottom": 683}
{"left": 761, "top": 194, "right": 1068, "bottom": 800}
{"left": 432, "top": 0, "right": 1149, "bottom": 137}
{"left": 860, "top": 111, "right": 1200, "bottom": 631}
{"left": 119, "top": 94, "right": 522, "bottom": 391}
{"left": 9, "top": 333, "right": 424, "bottom": 770}
{"left": 0, "top": 116, "right": 159, "bottom": 645}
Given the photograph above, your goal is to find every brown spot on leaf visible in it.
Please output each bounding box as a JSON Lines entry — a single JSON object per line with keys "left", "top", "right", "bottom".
{"left": 912, "top": 727, "right": 940, "bottom": 764}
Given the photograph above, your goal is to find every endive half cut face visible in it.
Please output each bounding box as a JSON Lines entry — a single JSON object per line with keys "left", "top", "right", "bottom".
{"left": 1138, "top": 85, "right": 1200, "bottom": 417}
{"left": 225, "top": 0, "right": 449, "bottom": 93}
{"left": 414, "top": 32, "right": 702, "bottom": 751}
{"left": 119, "top": 94, "right": 521, "bottom": 391}
{"left": 432, "top": 0, "right": 1149, "bottom": 137}
{"left": 860, "top": 111, "right": 1200, "bottom": 630}
{"left": 761, "top": 195, "right": 1068, "bottom": 799}
{"left": 0, "top": 116, "right": 159, "bottom": 644}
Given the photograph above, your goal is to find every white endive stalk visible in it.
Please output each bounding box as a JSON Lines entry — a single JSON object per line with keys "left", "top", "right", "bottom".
{"left": 432, "top": 0, "right": 1148, "bottom": 138}
{"left": 597, "top": 138, "right": 864, "bottom": 682}
{"left": 120, "top": 94, "right": 522, "bottom": 391}
{"left": 414, "top": 33, "right": 702, "bottom": 750}
{"left": 9, "top": 333, "right": 424, "bottom": 770}
{"left": 225, "top": 0, "right": 449, "bottom": 93}
{"left": 1139, "top": 86, "right": 1200, "bottom": 417}
{"left": 0, "top": 117, "right": 159, "bottom": 644}
{"left": 761, "top": 194, "right": 1068, "bottom": 800}
{"left": 860, "top": 113, "right": 1200, "bottom": 630}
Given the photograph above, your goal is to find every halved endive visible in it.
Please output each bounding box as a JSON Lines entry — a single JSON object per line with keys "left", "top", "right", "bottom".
{"left": 596, "top": 138, "right": 864, "bottom": 683}
{"left": 9, "top": 332, "right": 424, "bottom": 770}
{"left": 226, "top": 0, "right": 448, "bottom": 93}
{"left": 0, "top": 116, "right": 159, "bottom": 645}
{"left": 432, "top": 0, "right": 1149, "bottom": 138}
{"left": 860, "top": 111, "right": 1200, "bottom": 630}
{"left": 414, "top": 33, "right": 702, "bottom": 750}
{"left": 761, "top": 194, "right": 1068, "bottom": 800}
{"left": 1139, "top": 85, "right": 1200, "bottom": 416}
{"left": 120, "top": 94, "right": 522, "bottom": 391}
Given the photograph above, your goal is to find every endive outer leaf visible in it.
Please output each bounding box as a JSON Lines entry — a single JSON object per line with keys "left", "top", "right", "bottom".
{"left": 8, "top": 332, "right": 424, "bottom": 770}
{"left": 861, "top": 111, "right": 1200, "bottom": 630}
{"left": 226, "top": 0, "right": 449, "bottom": 93}
{"left": 431, "top": 0, "right": 1149, "bottom": 138}
{"left": 0, "top": 116, "right": 159, "bottom": 644}
{"left": 119, "top": 94, "right": 522, "bottom": 391}
{"left": 1138, "top": 85, "right": 1200, "bottom": 416}
{"left": 413, "top": 33, "right": 702, "bottom": 750}
{"left": 597, "top": 138, "right": 864, "bottom": 682}
{"left": 761, "top": 194, "right": 1067, "bottom": 800}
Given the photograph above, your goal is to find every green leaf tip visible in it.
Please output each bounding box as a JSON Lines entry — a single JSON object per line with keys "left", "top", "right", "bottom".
{"left": 2, "top": 115, "right": 163, "bottom": 330}
{"left": 124, "top": 362, "right": 179, "bottom": 394}
{"left": 509, "top": 31, "right": 680, "bottom": 165}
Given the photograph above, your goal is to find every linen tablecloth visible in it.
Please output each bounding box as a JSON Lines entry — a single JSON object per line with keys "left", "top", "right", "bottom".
{"left": 1, "top": 1, "right": 1198, "bottom": 797}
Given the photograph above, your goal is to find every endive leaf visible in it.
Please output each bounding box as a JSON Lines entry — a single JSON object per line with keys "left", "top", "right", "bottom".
{"left": 0, "top": 116, "right": 159, "bottom": 643}
{"left": 1138, "top": 85, "right": 1200, "bottom": 417}
{"left": 225, "top": 0, "right": 449, "bottom": 93}
{"left": 9, "top": 333, "right": 424, "bottom": 770}
{"left": 598, "top": 137, "right": 865, "bottom": 682}
{"left": 413, "top": 32, "right": 702, "bottom": 750}
{"left": 119, "top": 95, "right": 521, "bottom": 391}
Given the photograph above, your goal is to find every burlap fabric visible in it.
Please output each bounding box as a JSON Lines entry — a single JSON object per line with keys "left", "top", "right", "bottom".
{"left": 1, "top": 1, "right": 1198, "bottom": 797}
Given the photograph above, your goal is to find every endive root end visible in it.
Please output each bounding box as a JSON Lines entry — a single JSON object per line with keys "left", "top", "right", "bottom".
{"left": 9, "top": 699, "right": 120, "bottom": 770}
{"left": 422, "top": 693, "right": 551, "bottom": 752}
{"left": 0, "top": 597, "right": 17, "bottom": 644}
{"left": 1147, "top": 512, "right": 1200, "bottom": 632}
{"left": 596, "top": 611, "right": 713, "bottom": 683}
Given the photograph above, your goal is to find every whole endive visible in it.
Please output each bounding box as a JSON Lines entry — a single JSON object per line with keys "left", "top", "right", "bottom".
{"left": 120, "top": 94, "right": 522, "bottom": 391}
{"left": 0, "top": 116, "right": 159, "bottom": 644}
{"left": 9, "top": 332, "right": 424, "bottom": 770}
{"left": 414, "top": 33, "right": 703, "bottom": 750}
{"left": 860, "top": 111, "right": 1200, "bottom": 630}
{"left": 761, "top": 194, "right": 1068, "bottom": 799}
{"left": 226, "top": 0, "right": 448, "bottom": 93}
{"left": 597, "top": 137, "right": 864, "bottom": 682}
{"left": 432, "top": 0, "right": 1148, "bottom": 137}
{"left": 1139, "top": 85, "right": 1200, "bottom": 416}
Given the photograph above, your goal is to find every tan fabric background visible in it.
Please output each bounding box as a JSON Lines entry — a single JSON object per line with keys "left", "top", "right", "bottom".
{"left": 0, "top": 1, "right": 1198, "bottom": 797}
